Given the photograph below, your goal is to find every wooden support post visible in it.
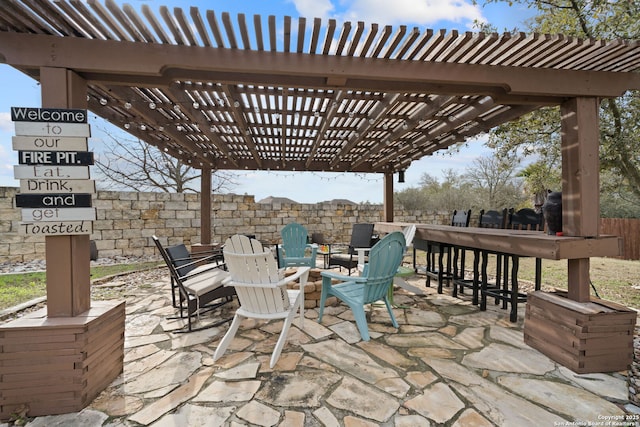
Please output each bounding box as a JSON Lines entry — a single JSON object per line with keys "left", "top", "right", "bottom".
{"left": 560, "top": 97, "right": 600, "bottom": 302}
{"left": 560, "top": 97, "right": 600, "bottom": 238}
{"left": 525, "top": 97, "right": 635, "bottom": 373}
{"left": 1, "top": 67, "right": 124, "bottom": 420}
{"left": 200, "top": 166, "right": 212, "bottom": 245}
{"left": 40, "top": 67, "right": 90, "bottom": 317}
{"left": 383, "top": 172, "right": 394, "bottom": 222}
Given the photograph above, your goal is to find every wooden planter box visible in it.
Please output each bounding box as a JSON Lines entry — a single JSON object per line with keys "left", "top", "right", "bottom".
{"left": 0, "top": 301, "right": 125, "bottom": 420}
{"left": 524, "top": 291, "right": 637, "bottom": 374}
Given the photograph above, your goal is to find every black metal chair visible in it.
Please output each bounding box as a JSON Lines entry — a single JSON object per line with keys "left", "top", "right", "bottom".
{"left": 328, "top": 223, "right": 377, "bottom": 275}
{"left": 152, "top": 235, "right": 235, "bottom": 332}
{"left": 425, "top": 209, "right": 471, "bottom": 294}
{"left": 453, "top": 209, "right": 507, "bottom": 305}
{"left": 480, "top": 208, "right": 544, "bottom": 322}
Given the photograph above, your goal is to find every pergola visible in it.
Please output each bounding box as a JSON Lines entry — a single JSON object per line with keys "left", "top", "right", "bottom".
{"left": 1, "top": 0, "right": 640, "bottom": 417}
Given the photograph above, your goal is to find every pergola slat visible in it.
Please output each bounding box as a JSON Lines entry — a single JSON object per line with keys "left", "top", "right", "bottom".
{"left": 1, "top": 3, "right": 639, "bottom": 174}
{"left": 104, "top": 0, "right": 143, "bottom": 41}
{"left": 174, "top": 7, "right": 197, "bottom": 46}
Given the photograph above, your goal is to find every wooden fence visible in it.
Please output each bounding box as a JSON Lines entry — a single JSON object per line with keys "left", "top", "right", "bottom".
{"left": 601, "top": 218, "right": 640, "bottom": 260}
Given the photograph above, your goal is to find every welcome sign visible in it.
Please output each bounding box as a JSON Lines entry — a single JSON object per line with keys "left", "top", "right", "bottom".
{"left": 12, "top": 107, "right": 95, "bottom": 236}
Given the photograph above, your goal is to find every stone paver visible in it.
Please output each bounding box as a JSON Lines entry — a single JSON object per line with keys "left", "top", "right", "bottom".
{"left": 462, "top": 342, "right": 556, "bottom": 374}
{"left": 404, "top": 382, "right": 465, "bottom": 423}
{"left": 326, "top": 376, "right": 400, "bottom": 422}
{"left": 497, "top": 375, "right": 625, "bottom": 420}
{"left": 13, "top": 271, "right": 634, "bottom": 427}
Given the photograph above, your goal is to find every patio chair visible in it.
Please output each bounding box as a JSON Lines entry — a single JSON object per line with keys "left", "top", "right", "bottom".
{"left": 277, "top": 222, "right": 318, "bottom": 268}
{"left": 401, "top": 224, "right": 417, "bottom": 257}
{"left": 152, "top": 236, "right": 235, "bottom": 332}
{"left": 480, "top": 208, "right": 544, "bottom": 322}
{"left": 453, "top": 209, "right": 507, "bottom": 305}
{"left": 328, "top": 223, "right": 376, "bottom": 275}
{"left": 318, "top": 231, "right": 406, "bottom": 341}
{"left": 213, "top": 234, "right": 310, "bottom": 368}
{"left": 425, "top": 209, "right": 471, "bottom": 293}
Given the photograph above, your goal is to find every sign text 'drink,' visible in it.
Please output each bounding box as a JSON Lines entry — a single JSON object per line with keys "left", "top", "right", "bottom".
{"left": 20, "top": 179, "right": 96, "bottom": 194}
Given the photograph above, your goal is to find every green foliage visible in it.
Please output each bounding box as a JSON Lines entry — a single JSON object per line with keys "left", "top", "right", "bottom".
{"left": 0, "top": 262, "right": 160, "bottom": 310}
{"left": 0, "top": 272, "right": 46, "bottom": 309}
{"left": 395, "top": 156, "right": 527, "bottom": 212}
{"left": 478, "top": 0, "right": 640, "bottom": 216}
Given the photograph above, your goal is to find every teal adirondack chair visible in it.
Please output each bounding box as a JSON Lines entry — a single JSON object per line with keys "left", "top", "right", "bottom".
{"left": 318, "top": 231, "right": 406, "bottom": 341}
{"left": 277, "top": 223, "right": 318, "bottom": 268}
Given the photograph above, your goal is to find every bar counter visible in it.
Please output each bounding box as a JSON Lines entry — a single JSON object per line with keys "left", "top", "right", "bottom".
{"left": 375, "top": 222, "right": 623, "bottom": 260}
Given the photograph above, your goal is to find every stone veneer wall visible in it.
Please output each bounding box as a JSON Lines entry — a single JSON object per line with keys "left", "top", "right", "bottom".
{"left": 0, "top": 186, "right": 449, "bottom": 262}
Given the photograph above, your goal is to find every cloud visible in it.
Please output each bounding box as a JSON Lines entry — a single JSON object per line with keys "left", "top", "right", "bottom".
{"left": 292, "top": 0, "right": 485, "bottom": 27}
{"left": 0, "top": 112, "right": 12, "bottom": 132}
{"left": 345, "top": 0, "right": 484, "bottom": 26}
{"left": 289, "top": 0, "right": 335, "bottom": 20}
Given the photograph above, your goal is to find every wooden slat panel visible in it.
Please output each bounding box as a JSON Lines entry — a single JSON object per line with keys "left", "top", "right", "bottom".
{"left": 221, "top": 12, "right": 237, "bottom": 49}
{"left": 283, "top": 15, "right": 291, "bottom": 53}
{"left": 122, "top": 4, "right": 157, "bottom": 43}
{"left": 404, "top": 28, "right": 433, "bottom": 60}
{"left": 371, "top": 25, "right": 392, "bottom": 58}
{"left": 104, "top": 0, "right": 144, "bottom": 42}
{"left": 141, "top": 4, "right": 171, "bottom": 44}
{"left": 524, "top": 291, "right": 635, "bottom": 373}
{"left": 322, "top": 19, "right": 336, "bottom": 55}
{"left": 335, "top": 21, "right": 351, "bottom": 56}
{"left": 268, "top": 15, "right": 277, "bottom": 51}
{"left": 238, "top": 13, "right": 251, "bottom": 50}
{"left": 190, "top": 6, "right": 211, "bottom": 46}
{"left": 1, "top": 1, "right": 37, "bottom": 33}
{"left": 427, "top": 29, "right": 459, "bottom": 61}
{"left": 417, "top": 29, "right": 446, "bottom": 61}
{"left": 459, "top": 32, "right": 499, "bottom": 63}
{"left": 29, "top": 0, "right": 78, "bottom": 36}
{"left": 160, "top": 6, "right": 185, "bottom": 45}
{"left": 359, "top": 23, "right": 379, "bottom": 58}
{"left": 347, "top": 21, "right": 365, "bottom": 57}
{"left": 440, "top": 31, "right": 473, "bottom": 62}
{"left": 481, "top": 32, "right": 529, "bottom": 66}
{"left": 296, "top": 16, "right": 306, "bottom": 53}
{"left": 309, "top": 17, "right": 321, "bottom": 54}
{"left": 69, "top": 0, "right": 116, "bottom": 40}
{"left": 50, "top": 0, "right": 95, "bottom": 38}
{"left": 87, "top": 0, "right": 131, "bottom": 41}
{"left": 382, "top": 25, "right": 407, "bottom": 59}
{"left": 206, "top": 10, "right": 225, "bottom": 48}
{"left": 586, "top": 41, "right": 633, "bottom": 71}
{"left": 174, "top": 7, "right": 197, "bottom": 46}
{"left": 600, "top": 218, "right": 640, "bottom": 260}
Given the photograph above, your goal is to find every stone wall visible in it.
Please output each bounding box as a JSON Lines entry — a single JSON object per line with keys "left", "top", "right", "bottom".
{"left": 0, "top": 186, "right": 449, "bottom": 262}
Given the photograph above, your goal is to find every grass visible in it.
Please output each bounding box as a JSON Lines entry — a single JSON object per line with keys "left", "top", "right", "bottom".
{"left": 410, "top": 250, "right": 640, "bottom": 310}
{"left": 0, "top": 261, "right": 160, "bottom": 311}
{"left": 2, "top": 255, "right": 639, "bottom": 312}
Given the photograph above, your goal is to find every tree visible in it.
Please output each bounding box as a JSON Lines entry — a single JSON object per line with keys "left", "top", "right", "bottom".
{"left": 476, "top": 0, "right": 640, "bottom": 216}
{"left": 394, "top": 158, "right": 526, "bottom": 213}
{"left": 463, "top": 155, "right": 527, "bottom": 210}
{"left": 93, "top": 129, "right": 236, "bottom": 193}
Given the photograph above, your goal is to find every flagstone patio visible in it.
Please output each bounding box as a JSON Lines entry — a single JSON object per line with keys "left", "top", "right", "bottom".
{"left": 11, "top": 268, "right": 640, "bottom": 427}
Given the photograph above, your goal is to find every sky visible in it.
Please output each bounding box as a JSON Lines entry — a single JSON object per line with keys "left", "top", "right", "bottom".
{"left": 0, "top": 0, "right": 536, "bottom": 204}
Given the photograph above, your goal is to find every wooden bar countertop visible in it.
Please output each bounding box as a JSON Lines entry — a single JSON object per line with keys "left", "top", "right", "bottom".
{"left": 375, "top": 222, "right": 623, "bottom": 260}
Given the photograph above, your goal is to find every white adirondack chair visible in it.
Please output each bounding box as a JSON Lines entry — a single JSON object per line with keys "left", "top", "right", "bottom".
{"left": 213, "top": 234, "right": 310, "bottom": 368}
